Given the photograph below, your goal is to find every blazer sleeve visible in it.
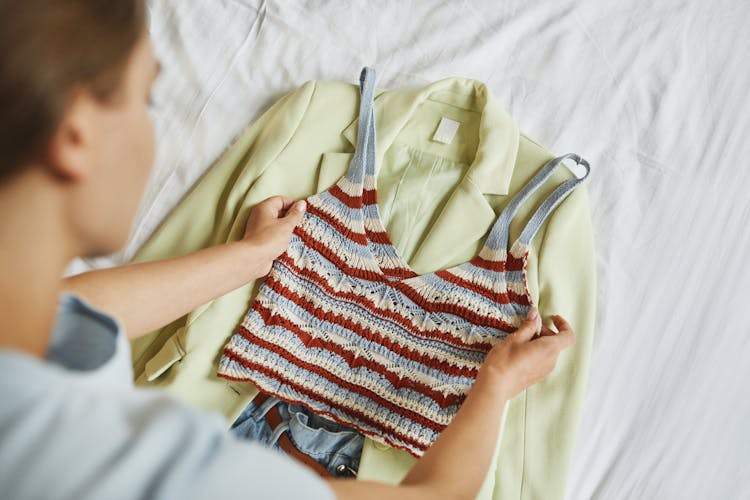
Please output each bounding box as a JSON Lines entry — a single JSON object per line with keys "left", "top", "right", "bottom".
{"left": 514, "top": 181, "right": 597, "bottom": 500}
{"left": 130, "top": 80, "right": 317, "bottom": 264}
{"left": 128, "top": 80, "right": 316, "bottom": 366}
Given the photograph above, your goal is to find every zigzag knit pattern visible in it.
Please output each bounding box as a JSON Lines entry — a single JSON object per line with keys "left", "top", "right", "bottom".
{"left": 217, "top": 67, "right": 590, "bottom": 457}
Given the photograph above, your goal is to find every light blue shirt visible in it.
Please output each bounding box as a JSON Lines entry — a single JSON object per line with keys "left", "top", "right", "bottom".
{"left": 0, "top": 291, "right": 336, "bottom": 500}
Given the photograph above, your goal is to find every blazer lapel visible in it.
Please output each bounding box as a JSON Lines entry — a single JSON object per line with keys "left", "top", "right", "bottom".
{"left": 316, "top": 152, "right": 353, "bottom": 192}
{"left": 331, "top": 74, "right": 521, "bottom": 274}
{"left": 407, "top": 178, "right": 498, "bottom": 273}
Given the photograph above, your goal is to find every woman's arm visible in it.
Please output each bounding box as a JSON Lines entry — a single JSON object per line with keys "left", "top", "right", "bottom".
{"left": 326, "top": 371, "right": 510, "bottom": 500}
{"left": 326, "top": 311, "right": 576, "bottom": 500}
{"left": 61, "top": 240, "right": 264, "bottom": 339}
{"left": 60, "top": 196, "right": 306, "bottom": 339}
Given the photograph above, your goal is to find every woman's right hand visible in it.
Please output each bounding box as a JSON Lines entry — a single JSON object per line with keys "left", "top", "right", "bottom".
{"left": 241, "top": 195, "right": 307, "bottom": 277}
{"left": 477, "top": 306, "right": 576, "bottom": 400}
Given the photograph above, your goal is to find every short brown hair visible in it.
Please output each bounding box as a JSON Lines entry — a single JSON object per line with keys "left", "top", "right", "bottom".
{"left": 0, "top": 0, "right": 147, "bottom": 184}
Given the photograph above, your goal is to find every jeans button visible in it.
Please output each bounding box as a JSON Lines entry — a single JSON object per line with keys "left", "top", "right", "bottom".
{"left": 335, "top": 463, "right": 358, "bottom": 477}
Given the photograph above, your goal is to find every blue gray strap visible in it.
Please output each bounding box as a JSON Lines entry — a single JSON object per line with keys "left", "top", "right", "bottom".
{"left": 346, "top": 66, "right": 378, "bottom": 185}
{"left": 483, "top": 153, "right": 591, "bottom": 252}
{"left": 349, "top": 66, "right": 591, "bottom": 255}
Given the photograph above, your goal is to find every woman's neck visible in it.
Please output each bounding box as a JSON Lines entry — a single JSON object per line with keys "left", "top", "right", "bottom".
{"left": 0, "top": 169, "right": 80, "bottom": 358}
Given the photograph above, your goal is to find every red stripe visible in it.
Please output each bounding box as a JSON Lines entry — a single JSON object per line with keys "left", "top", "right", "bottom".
{"left": 255, "top": 298, "right": 479, "bottom": 383}
{"left": 255, "top": 301, "right": 477, "bottom": 380}
{"left": 470, "top": 253, "right": 526, "bottom": 272}
{"left": 293, "top": 222, "right": 420, "bottom": 282}
{"left": 362, "top": 188, "right": 378, "bottom": 206}
{"left": 324, "top": 186, "right": 418, "bottom": 278}
{"left": 509, "top": 289, "right": 530, "bottom": 306}
{"left": 217, "top": 369, "right": 427, "bottom": 458}
{"left": 275, "top": 252, "right": 495, "bottom": 351}
{"left": 328, "top": 178, "right": 378, "bottom": 208}
{"left": 507, "top": 252, "right": 526, "bottom": 272}
{"left": 438, "top": 268, "right": 530, "bottom": 307}
{"left": 435, "top": 269, "right": 511, "bottom": 304}
{"left": 221, "top": 339, "right": 452, "bottom": 445}
{"left": 292, "top": 224, "right": 386, "bottom": 282}
{"left": 218, "top": 353, "right": 432, "bottom": 453}
{"left": 228, "top": 328, "right": 453, "bottom": 430}
{"left": 305, "top": 202, "right": 367, "bottom": 245}
{"left": 379, "top": 264, "right": 419, "bottom": 280}
{"left": 327, "top": 181, "right": 526, "bottom": 282}
{"left": 366, "top": 229, "right": 393, "bottom": 245}
{"left": 305, "top": 203, "right": 416, "bottom": 279}
{"left": 288, "top": 227, "right": 523, "bottom": 333}
{"left": 328, "top": 182, "right": 363, "bottom": 209}
{"left": 469, "top": 255, "right": 505, "bottom": 272}
{"left": 392, "top": 279, "right": 518, "bottom": 331}
{"left": 248, "top": 298, "right": 478, "bottom": 403}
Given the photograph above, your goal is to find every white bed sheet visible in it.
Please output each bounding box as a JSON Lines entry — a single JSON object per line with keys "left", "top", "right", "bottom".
{"left": 64, "top": 1, "right": 750, "bottom": 498}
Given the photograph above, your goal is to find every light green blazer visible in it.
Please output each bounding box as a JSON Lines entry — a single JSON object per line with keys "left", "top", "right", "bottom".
{"left": 129, "top": 75, "right": 596, "bottom": 499}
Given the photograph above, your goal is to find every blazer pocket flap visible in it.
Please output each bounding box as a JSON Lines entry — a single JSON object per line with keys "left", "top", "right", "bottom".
{"left": 144, "top": 336, "right": 185, "bottom": 382}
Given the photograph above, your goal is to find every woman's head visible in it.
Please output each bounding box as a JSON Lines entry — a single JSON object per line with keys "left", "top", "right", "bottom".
{"left": 0, "top": 0, "right": 158, "bottom": 257}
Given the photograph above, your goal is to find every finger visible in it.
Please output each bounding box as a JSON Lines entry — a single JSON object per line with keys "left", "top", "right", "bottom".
{"left": 257, "top": 195, "right": 286, "bottom": 216}
{"left": 553, "top": 324, "right": 576, "bottom": 348}
{"left": 272, "top": 196, "right": 299, "bottom": 217}
{"left": 527, "top": 335, "right": 565, "bottom": 357}
{"left": 550, "top": 314, "right": 573, "bottom": 334}
{"left": 511, "top": 306, "right": 541, "bottom": 343}
{"left": 282, "top": 199, "right": 307, "bottom": 224}
{"left": 277, "top": 196, "right": 297, "bottom": 212}
{"left": 265, "top": 195, "right": 298, "bottom": 213}
{"left": 546, "top": 317, "right": 576, "bottom": 349}
{"left": 534, "top": 323, "right": 556, "bottom": 339}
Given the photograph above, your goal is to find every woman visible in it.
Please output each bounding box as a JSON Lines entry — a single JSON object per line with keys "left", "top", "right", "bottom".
{"left": 0, "top": 1, "right": 576, "bottom": 499}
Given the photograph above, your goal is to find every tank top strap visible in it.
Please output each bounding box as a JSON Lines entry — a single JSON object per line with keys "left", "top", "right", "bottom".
{"left": 482, "top": 153, "right": 591, "bottom": 255}
{"left": 345, "top": 66, "right": 378, "bottom": 186}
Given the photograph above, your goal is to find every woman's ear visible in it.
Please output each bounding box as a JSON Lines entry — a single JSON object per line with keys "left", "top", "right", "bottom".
{"left": 46, "top": 87, "right": 97, "bottom": 183}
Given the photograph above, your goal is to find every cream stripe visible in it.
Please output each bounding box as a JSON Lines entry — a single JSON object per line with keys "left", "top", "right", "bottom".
{"left": 263, "top": 271, "right": 492, "bottom": 369}
{"left": 449, "top": 265, "right": 510, "bottom": 294}
{"left": 335, "top": 176, "right": 365, "bottom": 196}
{"left": 285, "top": 247, "right": 522, "bottom": 343}
{"left": 218, "top": 359, "right": 429, "bottom": 455}
{"left": 447, "top": 265, "right": 531, "bottom": 301}
{"left": 477, "top": 245, "right": 509, "bottom": 262}
{"left": 294, "top": 219, "right": 380, "bottom": 271}
{"left": 399, "top": 276, "right": 520, "bottom": 326}
{"left": 307, "top": 193, "right": 363, "bottom": 230}
{"left": 248, "top": 310, "right": 475, "bottom": 396}
{"left": 224, "top": 335, "right": 458, "bottom": 428}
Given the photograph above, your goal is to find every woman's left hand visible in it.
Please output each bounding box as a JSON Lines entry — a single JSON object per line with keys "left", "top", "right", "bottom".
{"left": 241, "top": 195, "right": 307, "bottom": 275}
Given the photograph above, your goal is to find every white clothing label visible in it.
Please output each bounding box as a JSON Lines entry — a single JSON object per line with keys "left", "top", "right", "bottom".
{"left": 431, "top": 117, "right": 460, "bottom": 144}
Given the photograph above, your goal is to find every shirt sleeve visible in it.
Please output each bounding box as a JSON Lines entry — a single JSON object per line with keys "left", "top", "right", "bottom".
{"left": 0, "top": 380, "right": 335, "bottom": 500}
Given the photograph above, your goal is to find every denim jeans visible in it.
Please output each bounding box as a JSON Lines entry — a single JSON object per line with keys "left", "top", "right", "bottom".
{"left": 229, "top": 393, "right": 364, "bottom": 478}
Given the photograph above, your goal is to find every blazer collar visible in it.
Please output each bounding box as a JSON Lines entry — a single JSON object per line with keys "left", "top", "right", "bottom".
{"left": 341, "top": 75, "right": 520, "bottom": 196}
{"left": 335, "top": 75, "right": 521, "bottom": 273}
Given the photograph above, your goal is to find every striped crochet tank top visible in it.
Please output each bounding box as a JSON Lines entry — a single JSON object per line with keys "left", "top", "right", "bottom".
{"left": 217, "top": 66, "right": 591, "bottom": 457}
